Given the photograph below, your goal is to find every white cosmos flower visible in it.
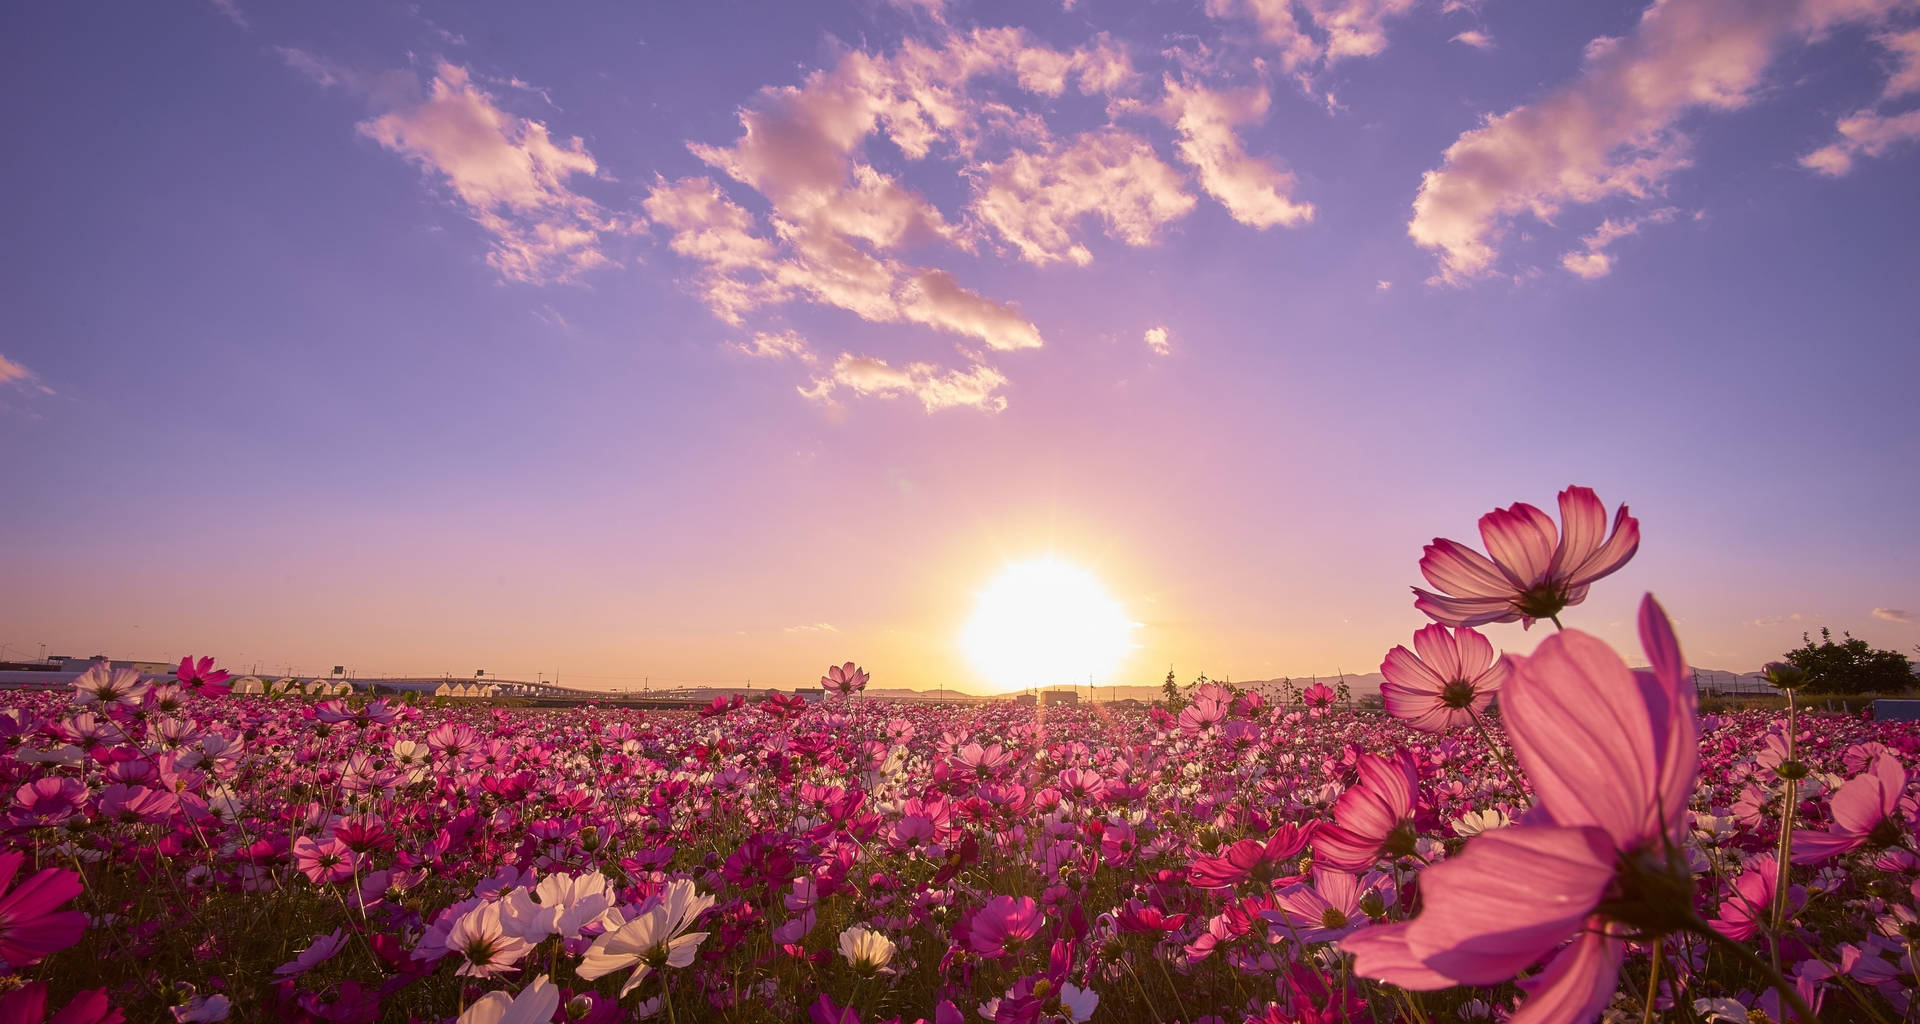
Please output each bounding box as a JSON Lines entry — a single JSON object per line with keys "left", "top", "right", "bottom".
{"left": 837, "top": 925, "right": 897, "bottom": 973}
{"left": 1059, "top": 982, "right": 1099, "bottom": 1023}
{"left": 577, "top": 880, "right": 713, "bottom": 996}
{"left": 457, "top": 975, "right": 560, "bottom": 1024}
{"left": 1450, "top": 807, "right": 1510, "bottom": 838}
{"left": 446, "top": 903, "right": 534, "bottom": 978}
{"left": 502, "top": 870, "right": 616, "bottom": 941}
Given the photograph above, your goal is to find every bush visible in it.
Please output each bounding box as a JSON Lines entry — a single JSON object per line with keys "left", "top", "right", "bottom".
{"left": 1783, "top": 627, "right": 1918, "bottom": 694}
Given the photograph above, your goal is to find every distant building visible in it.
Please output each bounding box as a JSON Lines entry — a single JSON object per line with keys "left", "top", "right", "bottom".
{"left": 1013, "top": 693, "right": 1036, "bottom": 707}
{"left": 1041, "top": 689, "right": 1079, "bottom": 706}
{"left": 60, "top": 656, "right": 176, "bottom": 675}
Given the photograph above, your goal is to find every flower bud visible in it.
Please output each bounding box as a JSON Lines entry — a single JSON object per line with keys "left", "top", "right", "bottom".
{"left": 1761, "top": 662, "right": 1806, "bottom": 690}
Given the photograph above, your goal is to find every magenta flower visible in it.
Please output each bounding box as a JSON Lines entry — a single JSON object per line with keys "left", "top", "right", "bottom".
{"left": 820, "top": 662, "right": 869, "bottom": 695}
{"left": 0, "top": 851, "right": 88, "bottom": 966}
{"left": 970, "top": 895, "right": 1044, "bottom": 958}
{"left": 1379, "top": 624, "right": 1509, "bottom": 733}
{"left": 12, "top": 777, "right": 86, "bottom": 827}
{"left": 1412, "top": 485, "right": 1639, "bottom": 628}
{"left": 1313, "top": 751, "right": 1421, "bottom": 871}
{"left": 1792, "top": 751, "right": 1913, "bottom": 863}
{"left": 175, "top": 655, "right": 231, "bottom": 697}
{"left": 1189, "top": 824, "right": 1314, "bottom": 889}
{"left": 1709, "top": 854, "right": 1804, "bottom": 941}
{"left": 1300, "top": 683, "right": 1335, "bottom": 712}
{"left": 0, "top": 983, "right": 122, "bottom": 1024}
{"left": 1343, "top": 594, "right": 1697, "bottom": 1024}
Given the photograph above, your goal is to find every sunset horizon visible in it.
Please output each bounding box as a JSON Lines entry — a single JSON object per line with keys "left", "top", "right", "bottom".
{"left": 5, "top": 1, "right": 1917, "bottom": 692}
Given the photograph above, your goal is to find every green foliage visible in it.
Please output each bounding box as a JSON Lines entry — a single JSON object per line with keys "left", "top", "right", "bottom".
{"left": 1783, "top": 627, "right": 1917, "bottom": 695}
{"left": 1158, "top": 666, "right": 1182, "bottom": 710}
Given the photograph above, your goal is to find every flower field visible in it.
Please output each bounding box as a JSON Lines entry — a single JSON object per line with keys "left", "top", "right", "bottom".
{"left": 4, "top": 488, "right": 1918, "bottom": 1023}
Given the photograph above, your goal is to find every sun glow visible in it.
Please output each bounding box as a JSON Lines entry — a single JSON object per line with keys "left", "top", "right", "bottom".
{"left": 962, "top": 558, "right": 1136, "bottom": 693}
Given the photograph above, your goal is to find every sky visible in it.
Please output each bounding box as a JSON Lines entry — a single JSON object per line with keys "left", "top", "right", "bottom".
{"left": 2, "top": 0, "right": 1918, "bottom": 693}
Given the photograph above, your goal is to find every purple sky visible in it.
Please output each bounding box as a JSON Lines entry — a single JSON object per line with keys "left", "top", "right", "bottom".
{"left": 2, "top": 0, "right": 1917, "bottom": 692}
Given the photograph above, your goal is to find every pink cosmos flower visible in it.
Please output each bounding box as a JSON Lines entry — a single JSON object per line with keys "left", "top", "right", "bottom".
{"left": 1313, "top": 751, "right": 1421, "bottom": 871}
{"left": 1412, "top": 485, "right": 1639, "bottom": 628}
{"left": 274, "top": 928, "right": 347, "bottom": 977}
{"left": 820, "top": 662, "right": 869, "bottom": 695}
{"left": 1266, "top": 868, "right": 1371, "bottom": 943}
{"left": 1379, "top": 624, "right": 1509, "bottom": 733}
{"left": 1300, "top": 683, "right": 1335, "bottom": 713}
{"left": 0, "top": 851, "right": 88, "bottom": 966}
{"left": 1792, "top": 751, "right": 1912, "bottom": 863}
{"left": 953, "top": 742, "right": 1016, "bottom": 779}
{"left": 970, "top": 895, "right": 1044, "bottom": 958}
{"left": 1343, "top": 594, "right": 1697, "bottom": 1024}
{"left": 175, "top": 655, "right": 231, "bottom": 696}
{"left": 292, "top": 836, "right": 359, "bottom": 884}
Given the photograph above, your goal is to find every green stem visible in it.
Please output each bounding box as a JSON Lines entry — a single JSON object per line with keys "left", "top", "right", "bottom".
{"left": 1771, "top": 690, "right": 1798, "bottom": 954}
{"left": 1642, "top": 938, "right": 1662, "bottom": 1024}
{"left": 1468, "top": 708, "right": 1528, "bottom": 798}
{"left": 1693, "top": 920, "right": 1817, "bottom": 1024}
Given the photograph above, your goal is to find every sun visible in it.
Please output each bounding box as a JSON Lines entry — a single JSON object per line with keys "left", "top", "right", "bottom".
{"left": 962, "top": 557, "right": 1136, "bottom": 692}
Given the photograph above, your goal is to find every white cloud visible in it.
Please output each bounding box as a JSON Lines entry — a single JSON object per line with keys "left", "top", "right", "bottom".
{"left": 1409, "top": 0, "right": 1914, "bottom": 285}
{"left": 785, "top": 621, "right": 841, "bottom": 632}
{"left": 208, "top": 0, "right": 246, "bottom": 28}
{"left": 1873, "top": 607, "right": 1913, "bottom": 623}
{"left": 356, "top": 63, "right": 635, "bottom": 285}
{"left": 801, "top": 353, "right": 1010, "bottom": 413}
{"left": 1162, "top": 79, "right": 1314, "bottom": 229}
{"left": 1204, "top": 0, "right": 1420, "bottom": 71}
{"left": 1451, "top": 30, "right": 1495, "bottom": 50}
{"left": 1375, "top": 279, "right": 1392, "bottom": 291}
{"left": 1559, "top": 206, "right": 1679, "bottom": 279}
{"left": 732, "top": 330, "right": 817, "bottom": 363}
{"left": 1144, "top": 326, "right": 1172, "bottom": 354}
{"left": 970, "top": 129, "right": 1196, "bottom": 265}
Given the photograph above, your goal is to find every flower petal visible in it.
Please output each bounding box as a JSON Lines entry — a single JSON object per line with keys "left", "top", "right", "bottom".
{"left": 1406, "top": 824, "right": 1615, "bottom": 985}
{"left": 1508, "top": 927, "right": 1625, "bottom": 1024}
{"left": 1479, "top": 503, "right": 1557, "bottom": 588}
{"left": 1501, "top": 632, "right": 1659, "bottom": 850}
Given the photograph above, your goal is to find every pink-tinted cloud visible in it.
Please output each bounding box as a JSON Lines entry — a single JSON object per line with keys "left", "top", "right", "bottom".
{"left": 800, "top": 353, "right": 1010, "bottom": 413}
{"left": 1873, "top": 607, "right": 1912, "bottom": 623}
{"left": 1802, "top": 29, "right": 1920, "bottom": 175}
{"left": 970, "top": 129, "right": 1196, "bottom": 265}
{"left": 1409, "top": 0, "right": 1913, "bottom": 285}
{"left": 731, "top": 330, "right": 818, "bottom": 363}
{"left": 355, "top": 63, "right": 634, "bottom": 285}
{"left": 1162, "top": 79, "right": 1314, "bottom": 229}
{"left": 1451, "top": 30, "right": 1495, "bottom": 50}
{"left": 1803, "top": 109, "right": 1920, "bottom": 177}
{"left": 1559, "top": 206, "right": 1679, "bottom": 279}
{"left": 1144, "top": 326, "right": 1172, "bottom": 355}
{"left": 1204, "top": 0, "right": 1419, "bottom": 71}
{"left": 0, "top": 353, "right": 34, "bottom": 387}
